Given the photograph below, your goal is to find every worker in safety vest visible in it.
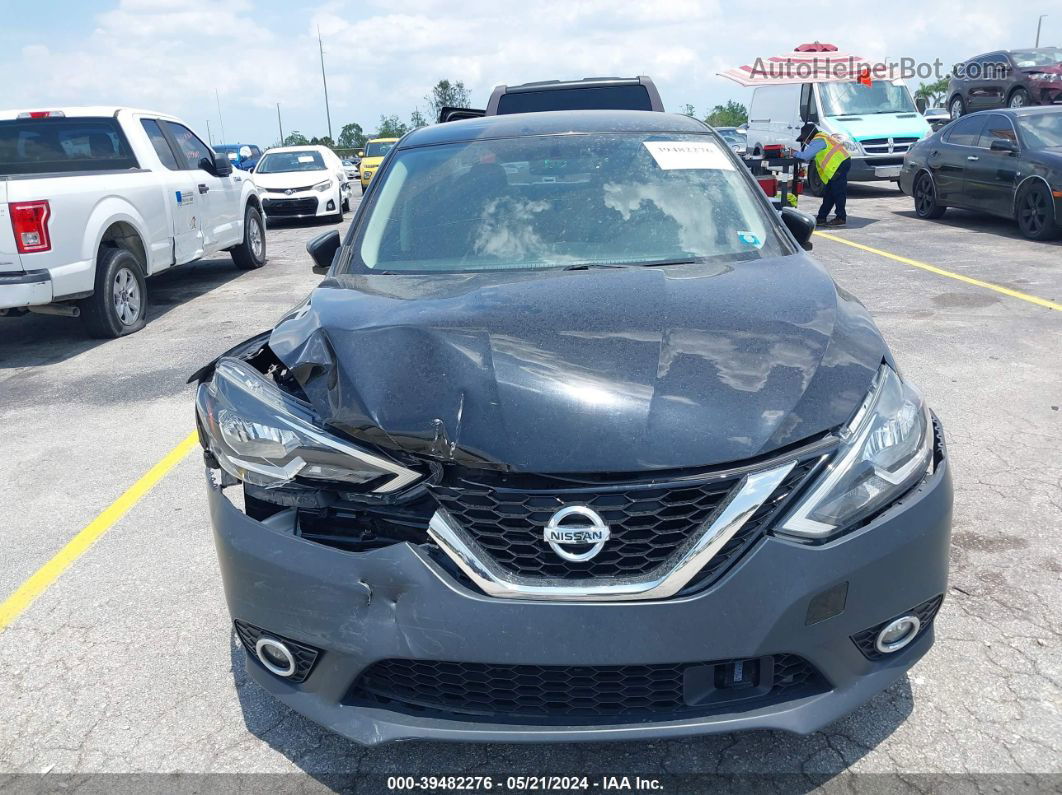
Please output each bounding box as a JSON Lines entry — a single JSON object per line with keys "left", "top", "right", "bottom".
{"left": 793, "top": 122, "right": 850, "bottom": 227}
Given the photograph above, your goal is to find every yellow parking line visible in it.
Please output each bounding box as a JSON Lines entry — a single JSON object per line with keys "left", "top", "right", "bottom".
{"left": 814, "top": 231, "right": 1062, "bottom": 312}
{"left": 0, "top": 431, "right": 199, "bottom": 632}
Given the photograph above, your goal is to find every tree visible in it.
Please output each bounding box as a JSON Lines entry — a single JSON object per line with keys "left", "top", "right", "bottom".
{"left": 338, "top": 122, "right": 367, "bottom": 149}
{"left": 376, "top": 114, "right": 409, "bottom": 139}
{"left": 915, "top": 77, "right": 950, "bottom": 107}
{"left": 283, "top": 131, "right": 309, "bottom": 146}
{"left": 409, "top": 108, "right": 429, "bottom": 130}
{"left": 318, "top": 136, "right": 335, "bottom": 148}
{"left": 678, "top": 103, "right": 697, "bottom": 117}
{"left": 425, "top": 79, "right": 471, "bottom": 120}
{"left": 705, "top": 101, "right": 747, "bottom": 128}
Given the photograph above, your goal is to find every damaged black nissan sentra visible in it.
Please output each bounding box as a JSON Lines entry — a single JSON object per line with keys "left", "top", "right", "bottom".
{"left": 193, "top": 111, "right": 952, "bottom": 745}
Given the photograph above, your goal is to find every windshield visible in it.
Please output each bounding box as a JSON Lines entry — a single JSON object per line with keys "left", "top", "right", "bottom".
{"left": 818, "top": 81, "right": 917, "bottom": 116}
{"left": 256, "top": 151, "right": 325, "bottom": 173}
{"left": 351, "top": 133, "right": 786, "bottom": 274}
{"left": 365, "top": 141, "right": 396, "bottom": 158}
{"left": 1018, "top": 113, "right": 1062, "bottom": 148}
{"left": 1011, "top": 47, "right": 1062, "bottom": 68}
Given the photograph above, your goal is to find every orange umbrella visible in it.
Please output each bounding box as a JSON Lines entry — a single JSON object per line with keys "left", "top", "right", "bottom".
{"left": 719, "top": 44, "right": 868, "bottom": 87}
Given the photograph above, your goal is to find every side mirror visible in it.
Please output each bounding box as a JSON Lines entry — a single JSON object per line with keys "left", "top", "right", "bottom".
{"left": 210, "top": 153, "right": 233, "bottom": 176}
{"left": 780, "top": 207, "right": 816, "bottom": 251}
{"left": 915, "top": 97, "right": 927, "bottom": 113}
{"left": 990, "top": 138, "right": 1018, "bottom": 154}
{"left": 307, "top": 230, "right": 341, "bottom": 275}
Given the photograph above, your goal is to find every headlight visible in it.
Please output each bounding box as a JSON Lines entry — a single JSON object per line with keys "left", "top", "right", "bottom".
{"left": 833, "top": 132, "right": 861, "bottom": 154}
{"left": 313, "top": 180, "right": 333, "bottom": 192}
{"left": 196, "top": 358, "right": 422, "bottom": 493}
{"left": 778, "top": 365, "right": 933, "bottom": 539}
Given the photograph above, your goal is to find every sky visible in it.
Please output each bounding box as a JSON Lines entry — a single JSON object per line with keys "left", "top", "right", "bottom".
{"left": 0, "top": 0, "right": 1057, "bottom": 146}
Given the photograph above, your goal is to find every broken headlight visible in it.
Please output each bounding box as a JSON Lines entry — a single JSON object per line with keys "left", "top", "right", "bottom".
{"left": 778, "top": 365, "right": 933, "bottom": 540}
{"left": 196, "top": 358, "right": 422, "bottom": 493}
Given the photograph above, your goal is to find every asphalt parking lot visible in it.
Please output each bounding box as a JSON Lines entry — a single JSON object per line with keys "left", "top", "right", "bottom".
{"left": 1, "top": 187, "right": 1059, "bottom": 790}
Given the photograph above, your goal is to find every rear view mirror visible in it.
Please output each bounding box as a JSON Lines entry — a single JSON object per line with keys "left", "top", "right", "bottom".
{"left": 990, "top": 138, "right": 1018, "bottom": 154}
{"left": 307, "top": 230, "right": 341, "bottom": 275}
{"left": 780, "top": 207, "right": 816, "bottom": 251}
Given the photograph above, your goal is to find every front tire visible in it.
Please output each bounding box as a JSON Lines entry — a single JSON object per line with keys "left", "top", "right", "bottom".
{"left": 1008, "top": 88, "right": 1031, "bottom": 109}
{"left": 80, "top": 247, "right": 147, "bottom": 338}
{"left": 913, "top": 172, "right": 946, "bottom": 219}
{"left": 949, "top": 96, "right": 966, "bottom": 119}
{"left": 1016, "top": 182, "right": 1059, "bottom": 240}
{"left": 231, "top": 206, "right": 266, "bottom": 270}
{"left": 805, "top": 165, "right": 825, "bottom": 197}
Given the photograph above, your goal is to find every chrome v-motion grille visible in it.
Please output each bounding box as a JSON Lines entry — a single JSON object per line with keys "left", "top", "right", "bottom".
{"left": 427, "top": 446, "right": 827, "bottom": 602}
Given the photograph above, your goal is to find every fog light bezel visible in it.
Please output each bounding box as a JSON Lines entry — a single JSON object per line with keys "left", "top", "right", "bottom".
{"left": 255, "top": 636, "right": 297, "bottom": 677}
{"left": 874, "top": 615, "right": 921, "bottom": 654}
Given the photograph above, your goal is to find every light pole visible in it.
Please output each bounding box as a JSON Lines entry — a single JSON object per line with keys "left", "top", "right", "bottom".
{"left": 1036, "top": 14, "right": 1047, "bottom": 47}
{"left": 206, "top": 120, "right": 212, "bottom": 146}
{"left": 318, "top": 26, "right": 333, "bottom": 142}
{"left": 276, "top": 103, "right": 284, "bottom": 147}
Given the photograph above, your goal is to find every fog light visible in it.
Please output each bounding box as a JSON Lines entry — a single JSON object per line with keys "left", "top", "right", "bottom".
{"left": 326, "top": 200, "right": 335, "bottom": 211}
{"left": 255, "top": 636, "right": 296, "bottom": 677}
{"left": 875, "top": 615, "right": 921, "bottom": 654}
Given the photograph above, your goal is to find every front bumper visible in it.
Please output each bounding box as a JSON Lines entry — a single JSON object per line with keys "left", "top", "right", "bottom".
{"left": 261, "top": 192, "right": 338, "bottom": 219}
{"left": 0, "top": 269, "right": 52, "bottom": 309}
{"left": 849, "top": 157, "right": 905, "bottom": 182}
{"left": 207, "top": 446, "right": 952, "bottom": 745}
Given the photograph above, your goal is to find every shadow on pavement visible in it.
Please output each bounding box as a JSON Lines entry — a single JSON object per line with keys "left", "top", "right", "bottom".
{"left": 890, "top": 208, "right": 1062, "bottom": 246}
{"left": 0, "top": 255, "right": 246, "bottom": 370}
{"left": 229, "top": 631, "right": 913, "bottom": 790}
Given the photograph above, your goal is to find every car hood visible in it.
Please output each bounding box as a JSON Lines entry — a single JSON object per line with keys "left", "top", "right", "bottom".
{"left": 826, "top": 113, "right": 931, "bottom": 141}
{"left": 252, "top": 170, "right": 331, "bottom": 190}
{"left": 267, "top": 256, "right": 887, "bottom": 473}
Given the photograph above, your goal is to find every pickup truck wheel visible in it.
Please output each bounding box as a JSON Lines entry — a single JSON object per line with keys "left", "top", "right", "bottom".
{"left": 80, "top": 247, "right": 147, "bottom": 338}
{"left": 231, "top": 206, "right": 266, "bottom": 270}
{"left": 805, "top": 166, "right": 825, "bottom": 197}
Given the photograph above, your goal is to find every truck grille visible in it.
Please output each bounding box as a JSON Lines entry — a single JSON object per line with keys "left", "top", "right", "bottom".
{"left": 429, "top": 457, "right": 819, "bottom": 585}
{"left": 348, "top": 654, "right": 827, "bottom": 724}
{"left": 860, "top": 137, "right": 920, "bottom": 155}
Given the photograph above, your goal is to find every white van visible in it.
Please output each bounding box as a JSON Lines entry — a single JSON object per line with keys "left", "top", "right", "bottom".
{"left": 747, "top": 80, "right": 932, "bottom": 193}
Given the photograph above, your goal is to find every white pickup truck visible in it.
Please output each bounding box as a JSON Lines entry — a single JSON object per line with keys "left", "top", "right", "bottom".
{"left": 0, "top": 107, "right": 265, "bottom": 337}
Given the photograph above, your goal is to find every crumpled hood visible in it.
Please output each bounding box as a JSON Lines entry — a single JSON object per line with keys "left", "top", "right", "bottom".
{"left": 268, "top": 256, "right": 886, "bottom": 473}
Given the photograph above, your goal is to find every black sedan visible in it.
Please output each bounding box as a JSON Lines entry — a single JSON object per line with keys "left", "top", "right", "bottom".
{"left": 899, "top": 106, "right": 1062, "bottom": 240}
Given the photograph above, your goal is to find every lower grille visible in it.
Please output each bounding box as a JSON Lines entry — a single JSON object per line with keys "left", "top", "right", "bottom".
{"left": 262, "top": 197, "right": 318, "bottom": 216}
{"left": 349, "top": 654, "right": 827, "bottom": 724}
{"left": 851, "top": 595, "right": 944, "bottom": 661}
{"left": 234, "top": 620, "right": 320, "bottom": 683}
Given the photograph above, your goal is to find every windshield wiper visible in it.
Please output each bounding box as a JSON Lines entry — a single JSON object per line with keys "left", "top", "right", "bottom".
{"left": 564, "top": 258, "right": 699, "bottom": 271}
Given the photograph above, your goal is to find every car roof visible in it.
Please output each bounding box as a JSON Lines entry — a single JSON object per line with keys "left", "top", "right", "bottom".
{"left": 400, "top": 110, "right": 709, "bottom": 149}
{"left": 263, "top": 145, "right": 332, "bottom": 154}
{"left": 967, "top": 106, "right": 1062, "bottom": 119}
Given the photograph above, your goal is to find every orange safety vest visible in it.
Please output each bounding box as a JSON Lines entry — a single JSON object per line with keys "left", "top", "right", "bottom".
{"left": 811, "top": 132, "right": 850, "bottom": 183}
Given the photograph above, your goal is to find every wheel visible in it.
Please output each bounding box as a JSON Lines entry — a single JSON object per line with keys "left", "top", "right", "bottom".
{"left": 79, "top": 246, "right": 147, "bottom": 338}
{"left": 949, "top": 96, "right": 965, "bottom": 119}
{"left": 231, "top": 206, "right": 266, "bottom": 270}
{"left": 913, "top": 172, "right": 946, "bottom": 219}
{"left": 1015, "top": 182, "right": 1059, "bottom": 240}
{"left": 1008, "top": 88, "right": 1031, "bottom": 109}
{"left": 805, "top": 165, "right": 825, "bottom": 197}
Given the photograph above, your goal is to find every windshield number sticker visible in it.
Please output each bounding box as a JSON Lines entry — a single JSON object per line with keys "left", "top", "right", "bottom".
{"left": 297, "top": 155, "right": 315, "bottom": 163}
{"left": 643, "top": 141, "right": 734, "bottom": 171}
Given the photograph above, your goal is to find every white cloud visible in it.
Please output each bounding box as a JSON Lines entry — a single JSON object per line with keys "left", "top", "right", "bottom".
{"left": 0, "top": 0, "right": 1055, "bottom": 143}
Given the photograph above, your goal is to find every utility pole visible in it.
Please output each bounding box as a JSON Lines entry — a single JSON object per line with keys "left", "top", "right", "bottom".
{"left": 1036, "top": 14, "right": 1047, "bottom": 47}
{"left": 215, "top": 89, "right": 226, "bottom": 143}
{"left": 206, "top": 119, "right": 212, "bottom": 146}
{"left": 277, "top": 103, "right": 284, "bottom": 147}
{"left": 318, "top": 26, "right": 333, "bottom": 141}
